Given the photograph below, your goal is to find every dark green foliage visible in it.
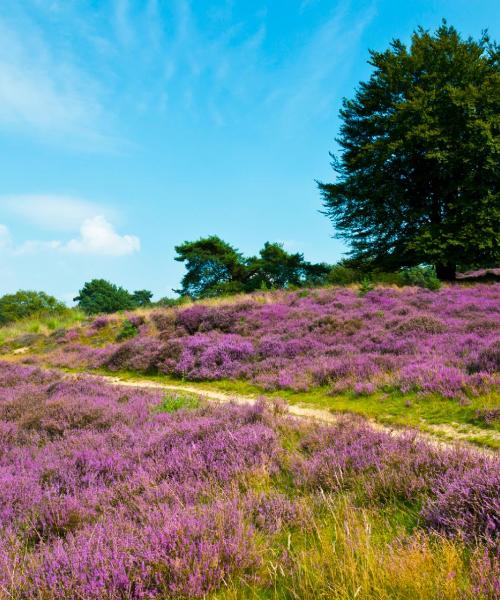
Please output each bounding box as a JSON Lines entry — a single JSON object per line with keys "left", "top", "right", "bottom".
{"left": 174, "top": 236, "right": 247, "bottom": 299}
{"left": 246, "top": 243, "right": 331, "bottom": 290}
{"left": 116, "top": 319, "right": 139, "bottom": 341}
{"left": 327, "top": 262, "right": 441, "bottom": 290}
{"left": 131, "top": 290, "right": 153, "bottom": 307}
{"left": 319, "top": 23, "right": 500, "bottom": 280}
{"left": 246, "top": 242, "right": 305, "bottom": 288}
{"left": 302, "top": 261, "right": 332, "bottom": 286}
{"left": 174, "top": 237, "right": 332, "bottom": 299}
{"left": 74, "top": 279, "right": 136, "bottom": 315}
{"left": 0, "top": 291, "right": 67, "bottom": 326}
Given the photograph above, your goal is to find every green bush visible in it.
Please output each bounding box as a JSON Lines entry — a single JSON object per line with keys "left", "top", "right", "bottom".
{"left": 155, "top": 296, "right": 190, "bottom": 308}
{"left": 399, "top": 266, "right": 442, "bottom": 290}
{"left": 116, "top": 319, "right": 139, "bottom": 341}
{"left": 327, "top": 264, "right": 361, "bottom": 285}
{"left": 358, "top": 278, "right": 375, "bottom": 296}
{"left": 155, "top": 394, "right": 200, "bottom": 413}
{"left": 0, "top": 290, "right": 67, "bottom": 326}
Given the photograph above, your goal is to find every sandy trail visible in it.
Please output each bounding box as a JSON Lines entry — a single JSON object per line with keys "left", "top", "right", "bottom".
{"left": 78, "top": 372, "right": 496, "bottom": 454}
{"left": 101, "top": 375, "right": 339, "bottom": 423}
{"left": 2, "top": 356, "right": 495, "bottom": 453}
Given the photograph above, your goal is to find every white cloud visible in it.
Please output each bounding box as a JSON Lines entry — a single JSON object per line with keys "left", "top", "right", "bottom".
{"left": 1, "top": 195, "right": 116, "bottom": 232}
{"left": 14, "top": 240, "right": 62, "bottom": 255}
{"left": 64, "top": 216, "right": 140, "bottom": 256}
{"left": 2, "top": 211, "right": 139, "bottom": 258}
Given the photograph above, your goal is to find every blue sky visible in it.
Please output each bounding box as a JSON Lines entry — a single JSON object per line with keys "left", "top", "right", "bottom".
{"left": 0, "top": 0, "right": 498, "bottom": 302}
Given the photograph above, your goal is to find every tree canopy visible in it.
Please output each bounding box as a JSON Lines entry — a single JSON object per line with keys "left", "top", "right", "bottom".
{"left": 319, "top": 23, "right": 499, "bottom": 280}
{"left": 0, "top": 291, "right": 67, "bottom": 326}
{"left": 174, "top": 236, "right": 331, "bottom": 298}
{"left": 174, "top": 236, "right": 247, "bottom": 298}
{"left": 73, "top": 279, "right": 153, "bottom": 314}
{"left": 131, "top": 290, "right": 153, "bottom": 307}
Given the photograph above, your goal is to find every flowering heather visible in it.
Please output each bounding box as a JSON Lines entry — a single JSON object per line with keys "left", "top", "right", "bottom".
{"left": 0, "top": 361, "right": 498, "bottom": 597}
{"left": 48, "top": 284, "right": 499, "bottom": 398}
{"left": 0, "top": 363, "right": 277, "bottom": 597}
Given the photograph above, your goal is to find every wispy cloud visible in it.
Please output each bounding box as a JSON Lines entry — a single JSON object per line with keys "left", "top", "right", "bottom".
{"left": 1, "top": 195, "right": 116, "bottom": 232}
{"left": 0, "top": 1, "right": 374, "bottom": 145}
{"left": 268, "top": 2, "right": 376, "bottom": 130}
{"left": 0, "top": 224, "right": 11, "bottom": 248}
{"left": 114, "top": 0, "right": 135, "bottom": 46}
{"left": 0, "top": 14, "right": 114, "bottom": 150}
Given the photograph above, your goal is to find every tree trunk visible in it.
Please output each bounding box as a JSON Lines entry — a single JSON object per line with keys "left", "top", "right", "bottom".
{"left": 435, "top": 262, "right": 456, "bottom": 281}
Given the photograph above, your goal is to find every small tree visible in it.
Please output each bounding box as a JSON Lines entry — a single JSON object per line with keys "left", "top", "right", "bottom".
{"left": 247, "top": 243, "right": 330, "bottom": 289}
{"left": 246, "top": 243, "right": 306, "bottom": 289}
{"left": 0, "top": 290, "right": 67, "bottom": 326}
{"left": 74, "top": 279, "right": 136, "bottom": 315}
{"left": 319, "top": 23, "right": 500, "bottom": 280}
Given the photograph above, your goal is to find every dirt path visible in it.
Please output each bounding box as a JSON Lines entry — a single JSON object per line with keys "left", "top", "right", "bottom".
{"left": 82, "top": 372, "right": 496, "bottom": 454}
{"left": 3, "top": 357, "right": 495, "bottom": 453}
{"left": 100, "top": 374, "right": 339, "bottom": 423}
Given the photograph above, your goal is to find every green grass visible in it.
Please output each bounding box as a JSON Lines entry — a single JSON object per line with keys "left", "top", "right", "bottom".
{"left": 154, "top": 393, "right": 201, "bottom": 413}
{"left": 0, "top": 310, "right": 86, "bottom": 347}
{"left": 206, "top": 419, "right": 486, "bottom": 599}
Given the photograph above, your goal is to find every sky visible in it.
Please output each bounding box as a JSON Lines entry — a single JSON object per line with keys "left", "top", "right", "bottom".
{"left": 0, "top": 0, "right": 498, "bottom": 303}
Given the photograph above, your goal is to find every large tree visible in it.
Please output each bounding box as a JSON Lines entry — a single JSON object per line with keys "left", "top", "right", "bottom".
{"left": 246, "top": 243, "right": 331, "bottom": 289}
{"left": 319, "top": 23, "right": 499, "bottom": 280}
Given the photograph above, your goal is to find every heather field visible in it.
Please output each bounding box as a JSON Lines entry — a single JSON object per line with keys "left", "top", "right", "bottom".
{"left": 1, "top": 6, "right": 498, "bottom": 598}
{"left": 0, "top": 361, "right": 498, "bottom": 599}
{"left": 6, "top": 283, "right": 499, "bottom": 446}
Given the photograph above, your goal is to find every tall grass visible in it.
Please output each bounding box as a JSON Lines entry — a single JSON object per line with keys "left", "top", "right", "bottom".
{"left": 0, "top": 309, "right": 85, "bottom": 345}
{"left": 215, "top": 496, "right": 482, "bottom": 600}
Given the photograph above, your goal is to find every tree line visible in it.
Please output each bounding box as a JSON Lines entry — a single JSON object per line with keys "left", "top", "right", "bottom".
{"left": 173, "top": 236, "right": 331, "bottom": 298}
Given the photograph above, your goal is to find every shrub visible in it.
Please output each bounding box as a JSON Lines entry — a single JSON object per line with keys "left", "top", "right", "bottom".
{"left": 468, "top": 341, "right": 500, "bottom": 374}
{"left": 73, "top": 279, "right": 136, "bottom": 315}
{"left": 116, "top": 320, "right": 139, "bottom": 341}
{"left": 358, "top": 278, "right": 375, "bottom": 296}
{"left": 422, "top": 466, "right": 500, "bottom": 546}
{"left": 155, "top": 296, "right": 189, "bottom": 308}
{"left": 327, "top": 264, "right": 361, "bottom": 285}
{"left": 0, "top": 290, "right": 67, "bottom": 326}
{"left": 399, "top": 266, "right": 442, "bottom": 290}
